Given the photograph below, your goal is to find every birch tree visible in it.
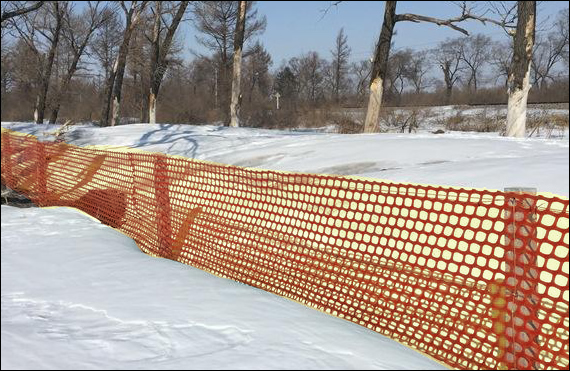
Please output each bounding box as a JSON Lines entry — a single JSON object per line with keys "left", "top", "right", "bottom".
{"left": 229, "top": 1, "right": 246, "bottom": 127}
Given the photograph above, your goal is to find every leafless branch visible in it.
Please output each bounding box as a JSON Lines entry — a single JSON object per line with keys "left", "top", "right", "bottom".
{"left": 1, "top": 1, "right": 44, "bottom": 24}
{"left": 319, "top": 1, "right": 343, "bottom": 22}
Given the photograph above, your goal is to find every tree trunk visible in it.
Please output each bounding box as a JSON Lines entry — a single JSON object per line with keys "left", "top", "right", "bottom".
{"left": 100, "top": 67, "right": 116, "bottom": 126}
{"left": 105, "top": 2, "right": 149, "bottom": 127}
{"left": 49, "top": 42, "right": 90, "bottom": 124}
{"left": 48, "top": 100, "right": 62, "bottom": 124}
{"left": 229, "top": 1, "right": 247, "bottom": 128}
{"left": 147, "top": 1, "right": 189, "bottom": 125}
{"left": 111, "top": 22, "right": 137, "bottom": 127}
{"left": 148, "top": 1, "right": 162, "bottom": 125}
{"left": 149, "top": 92, "right": 157, "bottom": 124}
{"left": 111, "top": 51, "right": 129, "bottom": 127}
{"left": 34, "top": 3, "right": 62, "bottom": 124}
{"left": 445, "top": 86, "right": 452, "bottom": 105}
{"left": 364, "top": 77, "right": 385, "bottom": 133}
{"left": 363, "top": 1, "right": 396, "bottom": 133}
{"left": 506, "top": 1, "right": 536, "bottom": 138}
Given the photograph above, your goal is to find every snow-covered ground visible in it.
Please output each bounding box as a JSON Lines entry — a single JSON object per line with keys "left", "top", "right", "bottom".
{"left": 2, "top": 206, "right": 445, "bottom": 370}
{"left": 1, "top": 117, "right": 569, "bottom": 369}
{"left": 2, "top": 119, "right": 569, "bottom": 197}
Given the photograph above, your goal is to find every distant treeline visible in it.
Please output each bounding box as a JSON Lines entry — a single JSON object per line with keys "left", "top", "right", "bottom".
{"left": 1, "top": 1, "right": 568, "bottom": 127}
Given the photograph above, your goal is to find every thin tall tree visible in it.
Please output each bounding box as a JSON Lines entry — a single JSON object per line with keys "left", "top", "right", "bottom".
{"left": 48, "top": 2, "right": 109, "bottom": 124}
{"left": 100, "top": 0, "right": 148, "bottom": 127}
{"left": 148, "top": 1, "right": 189, "bottom": 124}
{"left": 331, "top": 27, "right": 351, "bottom": 103}
{"left": 229, "top": 1, "right": 247, "bottom": 127}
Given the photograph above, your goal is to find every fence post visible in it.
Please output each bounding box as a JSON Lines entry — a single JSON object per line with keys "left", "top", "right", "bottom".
{"left": 36, "top": 141, "right": 47, "bottom": 205}
{"left": 499, "top": 186, "right": 541, "bottom": 370}
{"left": 2, "top": 133, "right": 13, "bottom": 187}
{"left": 154, "top": 154, "right": 172, "bottom": 259}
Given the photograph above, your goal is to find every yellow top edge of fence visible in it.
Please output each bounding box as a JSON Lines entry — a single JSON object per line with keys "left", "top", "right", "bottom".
{"left": 3, "top": 127, "right": 568, "bottom": 202}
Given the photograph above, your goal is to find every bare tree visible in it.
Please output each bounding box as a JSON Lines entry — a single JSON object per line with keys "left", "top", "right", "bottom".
{"left": 350, "top": 59, "right": 371, "bottom": 105}
{"left": 531, "top": 30, "right": 567, "bottom": 89}
{"left": 556, "top": 8, "right": 569, "bottom": 67}
{"left": 331, "top": 27, "right": 351, "bottom": 103}
{"left": 192, "top": 1, "right": 266, "bottom": 122}
{"left": 363, "top": 1, "right": 482, "bottom": 133}
{"left": 465, "top": 1, "right": 540, "bottom": 137}
{"left": 12, "top": 1, "right": 66, "bottom": 124}
{"left": 385, "top": 48, "right": 412, "bottom": 103}
{"left": 290, "top": 52, "right": 326, "bottom": 104}
{"left": 489, "top": 40, "right": 512, "bottom": 88}
{"left": 406, "top": 50, "right": 430, "bottom": 94}
{"left": 434, "top": 38, "right": 464, "bottom": 104}
{"left": 229, "top": 0, "right": 246, "bottom": 127}
{"left": 91, "top": 8, "right": 122, "bottom": 83}
{"left": 99, "top": 0, "right": 148, "bottom": 127}
{"left": 48, "top": 1, "right": 109, "bottom": 124}
{"left": 459, "top": 34, "right": 491, "bottom": 92}
{"left": 148, "top": 1, "right": 189, "bottom": 124}
{"left": 1, "top": 1, "right": 44, "bottom": 25}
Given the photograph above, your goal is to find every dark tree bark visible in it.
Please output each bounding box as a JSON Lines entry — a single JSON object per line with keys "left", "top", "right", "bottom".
{"left": 34, "top": 2, "right": 63, "bottom": 124}
{"left": 1, "top": 1, "right": 44, "bottom": 24}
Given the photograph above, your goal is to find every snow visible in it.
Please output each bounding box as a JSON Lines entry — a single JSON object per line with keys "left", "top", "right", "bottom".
{"left": 1, "top": 113, "right": 569, "bottom": 369}
{"left": 1, "top": 206, "right": 444, "bottom": 370}
{"left": 2, "top": 118, "right": 569, "bottom": 198}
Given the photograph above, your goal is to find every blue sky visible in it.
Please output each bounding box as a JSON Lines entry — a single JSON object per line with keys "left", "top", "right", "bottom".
{"left": 180, "top": 1, "right": 568, "bottom": 69}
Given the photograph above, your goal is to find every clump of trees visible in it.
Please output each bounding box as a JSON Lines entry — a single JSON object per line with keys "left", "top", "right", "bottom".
{"left": 1, "top": 1, "right": 568, "bottom": 136}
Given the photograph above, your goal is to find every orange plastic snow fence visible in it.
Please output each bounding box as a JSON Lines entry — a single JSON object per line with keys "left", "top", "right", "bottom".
{"left": 1, "top": 128, "right": 568, "bottom": 370}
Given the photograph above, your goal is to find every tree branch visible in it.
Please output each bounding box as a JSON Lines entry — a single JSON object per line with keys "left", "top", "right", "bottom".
{"left": 1, "top": 1, "right": 44, "bottom": 24}
{"left": 395, "top": 13, "right": 471, "bottom": 35}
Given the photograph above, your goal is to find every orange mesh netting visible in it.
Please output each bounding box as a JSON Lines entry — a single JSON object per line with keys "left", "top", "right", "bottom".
{"left": 1, "top": 128, "right": 569, "bottom": 370}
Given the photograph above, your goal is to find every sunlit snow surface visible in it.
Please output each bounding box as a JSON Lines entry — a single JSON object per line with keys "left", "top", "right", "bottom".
{"left": 1, "top": 118, "right": 568, "bottom": 369}
{"left": 2, "top": 120, "right": 569, "bottom": 197}
{"left": 1, "top": 206, "right": 445, "bottom": 369}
